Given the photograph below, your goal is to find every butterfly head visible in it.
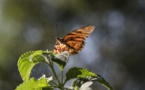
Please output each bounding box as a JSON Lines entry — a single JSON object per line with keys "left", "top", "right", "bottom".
{"left": 54, "top": 38, "right": 66, "bottom": 54}
{"left": 56, "top": 37, "right": 63, "bottom": 42}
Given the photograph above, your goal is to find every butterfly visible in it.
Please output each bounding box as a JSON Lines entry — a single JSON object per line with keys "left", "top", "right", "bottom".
{"left": 53, "top": 25, "right": 95, "bottom": 55}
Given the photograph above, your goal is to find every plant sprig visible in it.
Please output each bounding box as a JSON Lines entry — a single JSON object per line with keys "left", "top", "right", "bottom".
{"left": 16, "top": 50, "right": 113, "bottom": 90}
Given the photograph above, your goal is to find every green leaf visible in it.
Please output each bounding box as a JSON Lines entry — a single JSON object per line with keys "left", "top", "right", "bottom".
{"left": 97, "top": 76, "right": 113, "bottom": 90}
{"left": 72, "top": 74, "right": 113, "bottom": 90}
{"left": 15, "top": 77, "right": 50, "bottom": 90}
{"left": 29, "top": 50, "right": 44, "bottom": 62}
{"left": 65, "top": 67, "right": 96, "bottom": 82}
{"left": 18, "top": 51, "right": 36, "bottom": 81}
{"left": 52, "top": 57, "right": 66, "bottom": 71}
{"left": 18, "top": 50, "right": 45, "bottom": 81}
{"left": 66, "top": 67, "right": 113, "bottom": 90}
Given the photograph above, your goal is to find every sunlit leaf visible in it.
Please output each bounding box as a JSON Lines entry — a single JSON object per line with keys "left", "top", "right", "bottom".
{"left": 18, "top": 51, "right": 36, "bottom": 81}
{"left": 15, "top": 77, "right": 50, "bottom": 90}
{"left": 17, "top": 50, "right": 44, "bottom": 81}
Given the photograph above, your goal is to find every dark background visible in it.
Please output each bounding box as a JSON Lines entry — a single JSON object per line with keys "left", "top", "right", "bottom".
{"left": 0, "top": 0, "right": 145, "bottom": 90}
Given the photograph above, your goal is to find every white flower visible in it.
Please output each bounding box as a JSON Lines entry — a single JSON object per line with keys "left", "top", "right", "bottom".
{"left": 79, "top": 81, "right": 93, "bottom": 90}
{"left": 46, "top": 76, "right": 53, "bottom": 82}
{"left": 38, "top": 74, "right": 53, "bottom": 82}
{"left": 55, "top": 51, "right": 70, "bottom": 62}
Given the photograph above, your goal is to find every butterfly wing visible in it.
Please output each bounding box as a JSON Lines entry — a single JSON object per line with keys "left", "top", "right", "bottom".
{"left": 54, "top": 26, "right": 95, "bottom": 55}
{"left": 63, "top": 26, "right": 95, "bottom": 54}
{"left": 63, "top": 26, "right": 95, "bottom": 41}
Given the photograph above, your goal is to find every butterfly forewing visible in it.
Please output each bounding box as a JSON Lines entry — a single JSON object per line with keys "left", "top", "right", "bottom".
{"left": 63, "top": 26, "right": 95, "bottom": 41}
{"left": 54, "top": 26, "right": 95, "bottom": 55}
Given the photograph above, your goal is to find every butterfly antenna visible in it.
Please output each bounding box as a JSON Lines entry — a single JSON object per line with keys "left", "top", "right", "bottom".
{"left": 55, "top": 24, "right": 58, "bottom": 39}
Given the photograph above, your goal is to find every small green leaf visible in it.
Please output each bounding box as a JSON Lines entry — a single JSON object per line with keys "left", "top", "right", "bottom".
{"left": 29, "top": 50, "right": 44, "bottom": 62}
{"left": 15, "top": 77, "right": 50, "bottom": 90}
{"left": 65, "top": 67, "right": 96, "bottom": 82}
{"left": 52, "top": 57, "right": 66, "bottom": 71}
{"left": 52, "top": 51, "right": 70, "bottom": 71}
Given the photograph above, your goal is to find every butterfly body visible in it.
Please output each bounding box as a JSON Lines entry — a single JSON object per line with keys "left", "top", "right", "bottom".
{"left": 54, "top": 26, "right": 95, "bottom": 55}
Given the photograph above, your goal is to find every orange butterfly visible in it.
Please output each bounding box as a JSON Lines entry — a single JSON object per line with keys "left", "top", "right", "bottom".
{"left": 53, "top": 26, "right": 95, "bottom": 55}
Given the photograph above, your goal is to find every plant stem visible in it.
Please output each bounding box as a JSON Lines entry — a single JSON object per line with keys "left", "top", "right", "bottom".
{"left": 50, "top": 64, "right": 65, "bottom": 90}
{"left": 51, "top": 81, "right": 57, "bottom": 86}
{"left": 50, "top": 64, "right": 61, "bottom": 85}
{"left": 61, "top": 71, "right": 63, "bottom": 83}
{"left": 45, "top": 54, "right": 64, "bottom": 90}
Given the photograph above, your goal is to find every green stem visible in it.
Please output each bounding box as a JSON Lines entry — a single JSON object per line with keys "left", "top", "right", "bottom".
{"left": 50, "top": 64, "right": 61, "bottom": 85}
{"left": 50, "top": 64, "right": 65, "bottom": 90}
{"left": 44, "top": 54, "right": 64, "bottom": 90}
{"left": 51, "top": 81, "right": 57, "bottom": 86}
{"left": 61, "top": 71, "right": 63, "bottom": 83}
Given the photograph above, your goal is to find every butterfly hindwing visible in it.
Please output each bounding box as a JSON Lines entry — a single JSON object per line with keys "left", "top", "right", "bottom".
{"left": 54, "top": 26, "right": 95, "bottom": 55}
